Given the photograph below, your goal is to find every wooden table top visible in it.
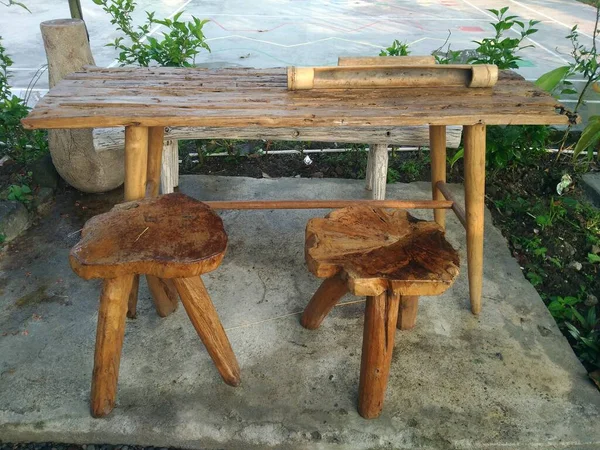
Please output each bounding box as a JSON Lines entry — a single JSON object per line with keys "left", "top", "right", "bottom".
{"left": 22, "top": 67, "right": 575, "bottom": 130}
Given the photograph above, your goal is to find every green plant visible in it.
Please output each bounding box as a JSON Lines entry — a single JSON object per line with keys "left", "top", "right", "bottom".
{"left": 1, "top": 0, "right": 30, "bottom": 11}
{"left": 450, "top": 125, "right": 549, "bottom": 170}
{"left": 469, "top": 7, "right": 539, "bottom": 69}
{"left": 486, "top": 125, "right": 549, "bottom": 169}
{"left": 433, "top": 32, "right": 463, "bottom": 64}
{"left": 93, "top": 0, "right": 210, "bottom": 67}
{"left": 535, "top": 197, "right": 567, "bottom": 230}
{"left": 535, "top": 4, "right": 600, "bottom": 159}
{"left": 526, "top": 269, "right": 543, "bottom": 286}
{"left": 566, "top": 307, "right": 600, "bottom": 368}
{"left": 379, "top": 39, "right": 410, "bottom": 57}
{"left": 0, "top": 37, "right": 48, "bottom": 164}
{"left": 387, "top": 167, "right": 400, "bottom": 183}
{"left": 7, "top": 183, "right": 31, "bottom": 203}
{"left": 548, "top": 295, "right": 581, "bottom": 321}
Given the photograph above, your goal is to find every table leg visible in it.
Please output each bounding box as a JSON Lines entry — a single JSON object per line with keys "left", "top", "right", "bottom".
{"left": 463, "top": 123, "right": 486, "bottom": 315}
{"left": 430, "top": 125, "right": 447, "bottom": 229}
{"left": 145, "top": 126, "right": 180, "bottom": 316}
{"left": 124, "top": 125, "right": 149, "bottom": 201}
{"left": 146, "top": 126, "right": 165, "bottom": 197}
{"left": 124, "top": 125, "right": 149, "bottom": 317}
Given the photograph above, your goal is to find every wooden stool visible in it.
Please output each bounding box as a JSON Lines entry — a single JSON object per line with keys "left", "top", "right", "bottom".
{"left": 301, "top": 206, "right": 459, "bottom": 419}
{"left": 70, "top": 193, "right": 240, "bottom": 417}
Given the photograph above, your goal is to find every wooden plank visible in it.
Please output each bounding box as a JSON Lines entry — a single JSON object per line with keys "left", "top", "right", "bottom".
{"left": 22, "top": 68, "right": 573, "bottom": 130}
{"left": 93, "top": 125, "right": 464, "bottom": 151}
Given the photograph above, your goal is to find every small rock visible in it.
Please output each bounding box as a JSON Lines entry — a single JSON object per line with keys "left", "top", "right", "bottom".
{"left": 34, "top": 187, "right": 54, "bottom": 214}
{"left": 31, "top": 154, "right": 59, "bottom": 189}
{"left": 0, "top": 201, "right": 30, "bottom": 242}
{"left": 561, "top": 241, "right": 576, "bottom": 257}
{"left": 592, "top": 245, "right": 600, "bottom": 255}
{"left": 311, "top": 431, "right": 322, "bottom": 440}
{"left": 310, "top": 171, "right": 324, "bottom": 178}
{"left": 568, "top": 261, "right": 582, "bottom": 271}
{"left": 585, "top": 294, "right": 598, "bottom": 307}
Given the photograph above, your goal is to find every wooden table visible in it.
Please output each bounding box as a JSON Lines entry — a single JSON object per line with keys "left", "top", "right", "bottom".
{"left": 22, "top": 67, "right": 574, "bottom": 314}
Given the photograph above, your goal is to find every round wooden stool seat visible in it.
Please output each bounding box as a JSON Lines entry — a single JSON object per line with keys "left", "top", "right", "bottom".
{"left": 70, "top": 193, "right": 227, "bottom": 280}
{"left": 305, "top": 205, "right": 460, "bottom": 296}
{"left": 302, "top": 206, "right": 460, "bottom": 419}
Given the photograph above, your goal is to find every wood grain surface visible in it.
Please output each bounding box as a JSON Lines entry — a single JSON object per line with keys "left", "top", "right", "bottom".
{"left": 69, "top": 193, "right": 227, "bottom": 280}
{"left": 305, "top": 206, "right": 460, "bottom": 296}
{"left": 22, "top": 67, "right": 574, "bottom": 129}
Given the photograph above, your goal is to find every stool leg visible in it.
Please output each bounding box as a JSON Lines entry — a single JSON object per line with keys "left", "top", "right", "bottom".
{"left": 126, "top": 275, "right": 140, "bottom": 319}
{"left": 173, "top": 276, "right": 241, "bottom": 387}
{"left": 397, "top": 295, "right": 419, "bottom": 330}
{"left": 91, "top": 274, "right": 134, "bottom": 418}
{"left": 147, "top": 275, "right": 179, "bottom": 317}
{"left": 358, "top": 291, "right": 400, "bottom": 419}
{"left": 300, "top": 274, "right": 348, "bottom": 330}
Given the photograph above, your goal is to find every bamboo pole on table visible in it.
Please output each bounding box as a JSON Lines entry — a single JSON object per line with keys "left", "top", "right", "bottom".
{"left": 287, "top": 64, "right": 498, "bottom": 90}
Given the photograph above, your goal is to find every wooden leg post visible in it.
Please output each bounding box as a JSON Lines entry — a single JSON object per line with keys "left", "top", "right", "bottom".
{"left": 91, "top": 274, "right": 134, "bottom": 417}
{"left": 365, "top": 146, "right": 373, "bottom": 191}
{"left": 358, "top": 291, "right": 400, "bottom": 419}
{"left": 146, "top": 126, "right": 164, "bottom": 197}
{"left": 397, "top": 295, "right": 419, "bottom": 330}
{"left": 126, "top": 275, "right": 139, "bottom": 319}
{"left": 124, "top": 125, "right": 149, "bottom": 201}
{"left": 147, "top": 275, "right": 179, "bottom": 317}
{"left": 173, "top": 276, "right": 241, "bottom": 387}
{"left": 369, "top": 143, "right": 389, "bottom": 200}
{"left": 463, "top": 123, "right": 486, "bottom": 315}
{"left": 123, "top": 125, "right": 149, "bottom": 316}
{"left": 300, "top": 274, "right": 349, "bottom": 330}
{"left": 430, "top": 125, "right": 447, "bottom": 229}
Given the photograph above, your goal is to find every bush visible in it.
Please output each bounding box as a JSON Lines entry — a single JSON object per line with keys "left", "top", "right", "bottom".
{"left": 94, "top": 0, "right": 210, "bottom": 67}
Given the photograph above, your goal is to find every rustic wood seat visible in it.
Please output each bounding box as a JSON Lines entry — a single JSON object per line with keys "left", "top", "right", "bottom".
{"left": 70, "top": 193, "right": 227, "bottom": 280}
{"left": 70, "top": 193, "right": 240, "bottom": 418}
{"left": 301, "top": 206, "right": 459, "bottom": 419}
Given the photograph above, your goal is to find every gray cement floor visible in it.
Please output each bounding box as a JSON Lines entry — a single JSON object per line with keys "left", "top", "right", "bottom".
{"left": 1, "top": 176, "right": 600, "bottom": 449}
{"left": 2, "top": 0, "right": 599, "bottom": 121}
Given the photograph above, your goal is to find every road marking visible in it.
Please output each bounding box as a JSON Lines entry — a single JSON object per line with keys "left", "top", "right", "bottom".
{"left": 508, "top": 0, "right": 594, "bottom": 39}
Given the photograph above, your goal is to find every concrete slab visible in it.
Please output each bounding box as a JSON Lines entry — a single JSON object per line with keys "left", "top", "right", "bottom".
{"left": 582, "top": 172, "right": 600, "bottom": 207}
{"left": 1, "top": 176, "right": 599, "bottom": 449}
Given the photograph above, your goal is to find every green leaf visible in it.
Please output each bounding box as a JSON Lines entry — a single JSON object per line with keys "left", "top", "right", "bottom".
{"left": 588, "top": 253, "right": 600, "bottom": 264}
{"left": 535, "top": 66, "right": 570, "bottom": 92}
{"left": 573, "top": 116, "right": 600, "bottom": 158}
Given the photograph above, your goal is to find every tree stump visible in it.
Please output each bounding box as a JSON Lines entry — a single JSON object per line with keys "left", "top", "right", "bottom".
{"left": 41, "top": 19, "right": 124, "bottom": 193}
